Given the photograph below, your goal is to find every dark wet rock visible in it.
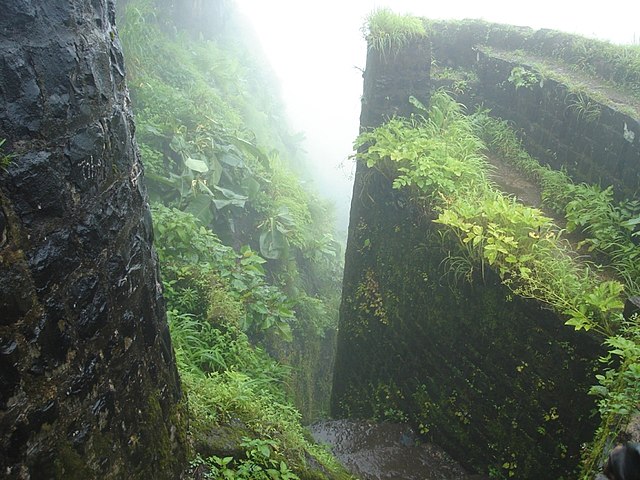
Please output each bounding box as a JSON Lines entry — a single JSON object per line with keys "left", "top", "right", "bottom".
{"left": 310, "top": 420, "right": 486, "bottom": 480}
{"left": 0, "top": 338, "right": 20, "bottom": 409}
{"left": 193, "top": 420, "right": 254, "bottom": 460}
{"left": 623, "top": 296, "right": 640, "bottom": 320}
{"left": 0, "top": 0, "right": 187, "bottom": 478}
{"left": 0, "top": 207, "right": 7, "bottom": 247}
{"left": 5, "top": 151, "right": 69, "bottom": 227}
{"left": 0, "top": 262, "right": 35, "bottom": 322}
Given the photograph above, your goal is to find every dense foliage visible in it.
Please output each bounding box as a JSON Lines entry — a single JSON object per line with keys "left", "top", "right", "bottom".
{"left": 353, "top": 91, "right": 640, "bottom": 478}
{"left": 153, "top": 205, "right": 346, "bottom": 479}
{"left": 473, "top": 113, "right": 640, "bottom": 296}
{"left": 118, "top": 0, "right": 346, "bottom": 477}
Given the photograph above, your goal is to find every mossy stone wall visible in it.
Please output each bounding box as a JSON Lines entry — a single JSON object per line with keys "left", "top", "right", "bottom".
{"left": 0, "top": 1, "right": 187, "bottom": 477}
{"left": 429, "top": 21, "right": 640, "bottom": 200}
{"left": 473, "top": 52, "right": 640, "bottom": 200}
{"left": 333, "top": 33, "right": 602, "bottom": 478}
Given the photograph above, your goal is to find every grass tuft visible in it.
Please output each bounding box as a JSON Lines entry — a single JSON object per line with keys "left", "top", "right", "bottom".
{"left": 362, "top": 8, "right": 426, "bottom": 57}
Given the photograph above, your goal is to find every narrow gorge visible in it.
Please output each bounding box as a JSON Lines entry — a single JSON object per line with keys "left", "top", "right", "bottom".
{"left": 1, "top": 3, "right": 639, "bottom": 480}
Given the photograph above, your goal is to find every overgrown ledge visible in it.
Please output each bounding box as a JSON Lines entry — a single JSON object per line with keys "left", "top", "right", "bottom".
{"left": 333, "top": 13, "right": 640, "bottom": 479}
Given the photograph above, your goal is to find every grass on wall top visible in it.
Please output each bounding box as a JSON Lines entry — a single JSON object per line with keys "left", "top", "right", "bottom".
{"left": 363, "top": 8, "right": 426, "bottom": 57}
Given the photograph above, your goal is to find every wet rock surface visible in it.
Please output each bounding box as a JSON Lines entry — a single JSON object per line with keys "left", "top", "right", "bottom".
{"left": 0, "top": 1, "right": 187, "bottom": 478}
{"left": 310, "top": 420, "right": 486, "bottom": 480}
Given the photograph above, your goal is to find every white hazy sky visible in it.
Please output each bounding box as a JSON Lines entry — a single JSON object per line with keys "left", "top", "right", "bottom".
{"left": 235, "top": 1, "right": 639, "bottom": 233}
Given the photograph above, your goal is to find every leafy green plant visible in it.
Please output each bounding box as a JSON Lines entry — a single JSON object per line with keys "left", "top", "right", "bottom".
{"left": 354, "top": 93, "right": 488, "bottom": 202}
{"left": 582, "top": 313, "right": 640, "bottom": 477}
{"left": 119, "top": 1, "right": 349, "bottom": 476}
{"left": 189, "top": 438, "right": 300, "bottom": 480}
{"left": 118, "top": 1, "right": 158, "bottom": 76}
{"left": 435, "top": 192, "right": 624, "bottom": 337}
{"left": 591, "top": 317, "right": 640, "bottom": 420}
{"left": 363, "top": 8, "right": 426, "bottom": 58}
{"left": 258, "top": 207, "right": 295, "bottom": 260}
{"left": 472, "top": 111, "right": 640, "bottom": 297}
{"left": 356, "top": 91, "right": 630, "bottom": 338}
{"left": 507, "top": 66, "right": 542, "bottom": 90}
{"left": 352, "top": 90, "right": 640, "bottom": 478}
{"left": 153, "top": 205, "right": 296, "bottom": 341}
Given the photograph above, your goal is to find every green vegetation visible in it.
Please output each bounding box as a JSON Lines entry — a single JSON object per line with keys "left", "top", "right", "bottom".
{"left": 0, "top": 138, "right": 12, "bottom": 170}
{"left": 193, "top": 437, "right": 301, "bottom": 479}
{"left": 553, "top": 38, "right": 640, "bottom": 97}
{"left": 356, "top": 92, "right": 624, "bottom": 336}
{"left": 565, "top": 91, "right": 602, "bottom": 123}
{"left": 483, "top": 46, "right": 640, "bottom": 119}
{"left": 474, "top": 113, "right": 640, "bottom": 296}
{"left": 118, "top": 0, "right": 347, "bottom": 477}
{"left": 154, "top": 207, "right": 347, "bottom": 478}
{"left": 353, "top": 90, "right": 640, "bottom": 478}
{"left": 425, "top": 19, "right": 640, "bottom": 102}
{"left": 362, "top": 8, "right": 426, "bottom": 57}
{"left": 507, "top": 66, "right": 542, "bottom": 90}
{"left": 430, "top": 67, "right": 478, "bottom": 96}
{"left": 472, "top": 113, "right": 640, "bottom": 477}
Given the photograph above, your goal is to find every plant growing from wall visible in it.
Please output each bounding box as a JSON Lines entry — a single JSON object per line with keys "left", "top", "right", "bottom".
{"left": 507, "top": 66, "right": 542, "bottom": 90}
{"left": 0, "top": 139, "right": 13, "bottom": 170}
{"left": 355, "top": 90, "right": 626, "bottom": 336}
{"left": 355, "top": 269, "right": 388, "bottom": 327}
{"left": 565, "top": 91, "right": 602, "bottom": 122}
{"left": 469, "top": 111, "right": 640, "bottom": 477}
{"left": 426, "top": 19, "right": 640, "bottom": 103}
{"left": 472, "top": 112, "right": 640, "bottom": 296}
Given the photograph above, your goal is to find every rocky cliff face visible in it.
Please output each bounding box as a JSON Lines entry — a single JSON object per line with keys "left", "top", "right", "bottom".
{"left": 0, "top": 1, "right": 187, "bottom": 478}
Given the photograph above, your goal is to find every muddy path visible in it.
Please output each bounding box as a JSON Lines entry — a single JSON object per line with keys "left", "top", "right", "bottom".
{"left": 485, "top": 152, "right": 587, "bottom": 246}
{"left": 486, "top": 154, "right": 542, "bottom": 209}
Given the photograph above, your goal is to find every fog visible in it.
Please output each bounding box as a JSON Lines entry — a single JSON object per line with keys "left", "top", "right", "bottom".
{"left": 236, "top": 0, "right": 640, "bottom": 234}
